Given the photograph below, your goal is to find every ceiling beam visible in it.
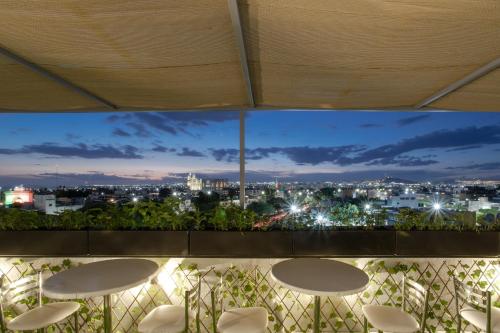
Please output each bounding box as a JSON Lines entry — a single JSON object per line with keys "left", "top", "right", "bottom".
{"left": 227, "top": 0, "right": 255, "bottom": 107}
{"left": 0, "top": 45, "right": 118, "bottom": 110}
{"left": 415, "top": 57, "right": 500, "bottom": 109}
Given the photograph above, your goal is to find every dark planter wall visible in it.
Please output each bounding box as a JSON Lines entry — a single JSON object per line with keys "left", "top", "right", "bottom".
{"left": 293, "top": 231, "right": 396, "bottom": 256}
{"left": 0, "top": 230, "right": 497, "bottom": 257}
{"left": 396, "top": 231, "right": 500, "bottom": 257}
{"left": 0, "top": 231, "right": 88, "bottom": 256}
{"left": 190, "top": 231, "right": 293, "bottom": 257}
{"left": 88, "top": 231, "right": 189, "bottom": 256}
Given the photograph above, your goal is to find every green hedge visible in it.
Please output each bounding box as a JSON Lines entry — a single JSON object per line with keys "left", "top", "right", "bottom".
{"left": 0, "top": 199, "right": 498, "bottom": 231}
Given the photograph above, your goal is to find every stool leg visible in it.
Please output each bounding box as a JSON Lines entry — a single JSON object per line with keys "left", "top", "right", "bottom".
{"left": 364, "top": 317, "right": 368, "bottom": 333}
{"left": 313, "top": 296, "right": 321, "bottom": 333}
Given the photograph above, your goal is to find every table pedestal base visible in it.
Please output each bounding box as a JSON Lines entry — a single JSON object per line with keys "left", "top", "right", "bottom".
{"left": 103, "top": 295, "right": 112, "bottom": 333}
{"left": 314, "top": 295, "right": 320, "bottom": 333}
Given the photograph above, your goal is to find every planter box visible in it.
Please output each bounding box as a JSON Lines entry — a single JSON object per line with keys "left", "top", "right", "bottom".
{"left": 190, "top": 231, "right": 293, "bottom": 257}
{"left": 0, "top": 231, "right": 88, "bottom": 256}
{"left": 293, "top": 230, "right": 396, "bottom": 256}
{"left": 88, "top": 231, "right": 189, "bottom": 256}
{"left": 396, "top": 231, "right": 500, "bottom": 257}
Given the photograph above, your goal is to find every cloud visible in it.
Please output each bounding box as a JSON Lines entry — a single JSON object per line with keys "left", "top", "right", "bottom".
{"left": 447, "top": 162, "right": 500, "bottom": 171}
{"left": 156, "top": 111, "right": 242, "bottom": 126}
{"left": 338, "top": 125, "right": 500, "bottom": 165}
{"left": 366, "top": 155, "right": 438, "bottom": 166}
{"left": 211, "top": 148, "right": 239, "bottom": 162}
{"left": 397, "top": 114, "right": 431, "bottom": 126}
{"left": 446, "top": 145, "right": 482, "bottom": 152}
{"left": 126, "top": 122, "right": 152, "bottom": 138}
{"left": 112, "top": 128, "right": 131, "bottom": 137}
{"left": 132, "top": 113, "right": 180, "bottom": 135}
{"left": 177, "top": 147, "right": 205, "bottom": 157}
{"left": 0, "top": 143, "right": 143, "bottom": 159}
{"left": 152, "top": 145, "right": 176, "bottom": 153}
{"left": 106, "top": 114, "right": 131, "bottom": 123}
{"left": 360, "top": 123, "right": 383, "bottom": 128}
{"left": 208, "top": 125, "right": 500, "bottom": 168}
{"left": 210, "top": 146, "right": 365, "bottom": 165}
{"left": 111, "top": 111, "right": 241, "bottom": 138}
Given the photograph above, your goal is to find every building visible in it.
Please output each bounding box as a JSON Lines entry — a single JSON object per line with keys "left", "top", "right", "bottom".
{"left": 466, "top": 197, "right": 500, "bottom": 212}
{"left": 34, "top": 194, "right": 84, "bottom": 215}
{"left": 387, "top": 195, "right": 421, "bottom": 209}
{"left": 204, "top": 178, "right": 228, "bottom": 191}
{"left": 187, "top": 173, "right": 203, "bottom": 191}
{"left": 2, "top": 186, "right": 33, "bottom": 207}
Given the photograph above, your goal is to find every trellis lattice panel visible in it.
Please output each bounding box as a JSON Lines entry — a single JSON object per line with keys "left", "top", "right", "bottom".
{"left": 0, "top": 257, "right": 497, "bottom": 333}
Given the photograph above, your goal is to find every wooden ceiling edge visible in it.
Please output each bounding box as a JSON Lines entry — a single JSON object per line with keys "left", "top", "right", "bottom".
{"left": 1, "top": 105, "right": 491, "bottom": 113}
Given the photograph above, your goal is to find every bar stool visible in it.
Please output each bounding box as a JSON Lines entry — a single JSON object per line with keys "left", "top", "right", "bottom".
{"left": 453, "top": 276, "right": 499, "bottom": 333}
{"left": 0, "top": 272, "right": 80, "bottom": 332}
{"left": 362, "top": 276, "right": 429, "bottom": 333}
{"left": 139, "top": 275, "right": 201, "bottom": 333}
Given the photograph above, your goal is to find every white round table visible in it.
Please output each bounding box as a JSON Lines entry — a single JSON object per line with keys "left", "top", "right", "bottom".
{"left": 271, "top": 258, "right": 369, "bottom": 333}
{"left": 43, "top": 259, "right": 159, "bottom": 333}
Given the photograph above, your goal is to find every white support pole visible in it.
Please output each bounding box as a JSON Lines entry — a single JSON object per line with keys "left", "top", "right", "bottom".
{"left": 227, "top": 0, "right": 255, "bottom": 107}
{"left": 239, "top": 110, "right": 246, "bottom": 209}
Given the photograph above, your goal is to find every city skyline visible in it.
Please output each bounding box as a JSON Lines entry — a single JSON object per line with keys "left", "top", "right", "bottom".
{"left": 1, "top": 111, "right": 500, "bottom": 187}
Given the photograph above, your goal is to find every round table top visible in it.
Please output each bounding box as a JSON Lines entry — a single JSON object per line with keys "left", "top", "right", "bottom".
{"left": 271, "top": 258, "right": 369, "bottom": 297}
{"left": 43, "top": 259, "right": 160, "bottom": 299}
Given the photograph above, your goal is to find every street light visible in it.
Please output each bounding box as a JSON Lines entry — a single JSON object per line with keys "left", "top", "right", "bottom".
{"left": 432, "top": 203, "right": 441, "bottom": 211}
{"left": 290, "top": 205, "right": 300, "bottom": 213}
{"left": 316, "top": 214, "right": 327, "bottom": 224}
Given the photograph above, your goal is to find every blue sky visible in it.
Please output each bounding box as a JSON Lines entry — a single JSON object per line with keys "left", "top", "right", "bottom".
{"left": 0, "top": 111, "right": 499, "bottom": 186}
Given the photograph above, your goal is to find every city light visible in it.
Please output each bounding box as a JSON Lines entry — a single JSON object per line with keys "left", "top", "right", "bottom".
{"left": 364, "top": 204, "right": 371, "bottom": 210}
{"left": 290, "top": 205, "right": 300, "bottom": 213}
{"left": 315, "top": 214, "right": 327, "bottom": 224}
{"left": 132, "top": 197, "right": 138, "bottom": 203}
{"left": 433, "top": 202, "right": 441, "bottom": 211}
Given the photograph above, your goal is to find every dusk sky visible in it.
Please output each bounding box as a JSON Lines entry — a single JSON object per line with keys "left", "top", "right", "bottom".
{"left": 1, "top": 111, "right": 500, "bottom": 187}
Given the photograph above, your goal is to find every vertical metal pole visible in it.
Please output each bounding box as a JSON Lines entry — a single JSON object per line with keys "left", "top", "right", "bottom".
{"left": 314, "top": 295, "right": 321, "bottom": 333}
{"left": 74, "top": 311, "right": 79, "bottom": 333}
{"left": 103, "top": 294, "right": 112, "bottom": 333}
{"left": 211, "top": 290, "right": 217, "bottom": 333}
{"left": 239, "top": 110, "right": 245, "bottom": 209}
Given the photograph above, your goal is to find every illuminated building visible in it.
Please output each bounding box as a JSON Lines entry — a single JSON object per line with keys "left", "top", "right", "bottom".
{"left": 187, "top": 173, "right": 203, "bottom": 191}
{"left": 204, "top": 178, "right": 228, "bottom": 191}
{"left": 3, "top": 186, "right": 34, "bottom": 206}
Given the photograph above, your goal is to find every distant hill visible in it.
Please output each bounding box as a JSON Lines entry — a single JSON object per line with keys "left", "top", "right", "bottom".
{"left": 381, "top": 176, "right": 416, "bottom": 184}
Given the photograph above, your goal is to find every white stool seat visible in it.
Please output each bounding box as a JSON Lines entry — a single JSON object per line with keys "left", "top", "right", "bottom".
{"left": 6, "top": 301, "right": 80, "bottom": 331}
{"left": 217, "top": 307, "right": 268, "bottom": 333}
{"left": 138, "top": 305, "right": 194, "bottom": 333}
{"left": 460, "top": 306, "right": 500, "bottom": 333}
{"left": 362, "top": 304, "right": 420, "bottom": 333}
